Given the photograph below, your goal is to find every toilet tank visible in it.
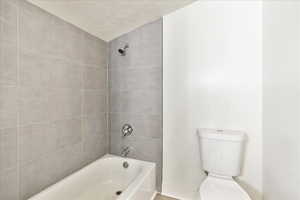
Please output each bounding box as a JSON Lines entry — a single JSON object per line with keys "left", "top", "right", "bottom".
{"left": 198, "top": 129, "right": 246, "bottom": 177}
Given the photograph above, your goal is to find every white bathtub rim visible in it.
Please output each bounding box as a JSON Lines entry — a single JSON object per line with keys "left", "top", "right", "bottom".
{"left": 28, "top": 154, "right": 156, "bottom": 200}
{"left": 103, "top": 154, "right": 156, "bottom": 168}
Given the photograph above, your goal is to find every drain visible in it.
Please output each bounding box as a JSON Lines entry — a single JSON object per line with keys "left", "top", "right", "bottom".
{"left": 123, "top": 161, "right": 129, "bottom": 169}
{"left": 116, "top": 191, "right": 122, "bottom": 196}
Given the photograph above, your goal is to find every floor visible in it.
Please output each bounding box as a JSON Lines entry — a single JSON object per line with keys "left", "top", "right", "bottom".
{"left": 155, "top": 194, "right": 178, "bottom": 200}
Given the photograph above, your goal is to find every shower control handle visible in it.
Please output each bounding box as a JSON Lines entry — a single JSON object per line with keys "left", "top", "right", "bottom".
{"left": 122, "top": 124, "right": 133, "bottom": 137}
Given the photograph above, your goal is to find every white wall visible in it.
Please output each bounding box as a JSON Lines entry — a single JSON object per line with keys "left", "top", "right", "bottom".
{"left": 163, "top": 1, "right": 263, "bottom": 200}
{"left": 263, "top": 2, "right": 300, "bottom": 200}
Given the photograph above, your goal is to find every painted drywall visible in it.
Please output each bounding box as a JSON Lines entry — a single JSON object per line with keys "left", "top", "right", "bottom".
{"left": 163, "top": 1, "right": 263, "bottom": 200}
{"left": 0, "top": 0, "right": 108, "bottom": 199}
{"left": 109, "top": 20, "right": 163, "bottom": 191}
{"left": 263, "top": 2, "right": 300, "bottom": 200}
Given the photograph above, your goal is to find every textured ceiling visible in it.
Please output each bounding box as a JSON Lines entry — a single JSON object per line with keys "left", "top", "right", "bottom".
{"left": 27, "top": 0, "right": 196, "bottom": 41}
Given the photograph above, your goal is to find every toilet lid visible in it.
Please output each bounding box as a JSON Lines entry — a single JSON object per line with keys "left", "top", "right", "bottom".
{"left": 200, "top": 176, "right": 251, "bottom": 200}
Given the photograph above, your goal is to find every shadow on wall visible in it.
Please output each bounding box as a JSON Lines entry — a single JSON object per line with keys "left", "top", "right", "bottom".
{"left": 237, "top": 135, "right": 263, "bottom": 200}
{"left": 237, "top": 179, "right": 263, "bottom": 200}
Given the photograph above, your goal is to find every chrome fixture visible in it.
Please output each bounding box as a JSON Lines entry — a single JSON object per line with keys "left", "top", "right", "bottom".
{"left": 118, "top": 44, "right": 129, "bottom": 56}
{"left": 122, "top": 124, "right": 133, "bottom": 137}
{"left": 121, "top": 146, "right": 130, "bottom": 157}
{"left": 123, "top": 161, "right": 129, "bottom": 169}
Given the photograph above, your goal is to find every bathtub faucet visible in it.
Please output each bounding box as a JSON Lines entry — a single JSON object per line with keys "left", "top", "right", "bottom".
{"left": 121, "top": 146, "right": 130, "bottom": 157}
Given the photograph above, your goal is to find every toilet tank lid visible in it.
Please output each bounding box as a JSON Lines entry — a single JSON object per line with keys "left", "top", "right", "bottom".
{"left": 198, "top": 129, "right": 246, "bottom": 142}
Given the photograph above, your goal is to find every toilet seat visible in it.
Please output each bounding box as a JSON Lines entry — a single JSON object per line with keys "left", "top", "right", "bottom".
{"left": 200, "top": 175, "right": 251, "bottom": 200}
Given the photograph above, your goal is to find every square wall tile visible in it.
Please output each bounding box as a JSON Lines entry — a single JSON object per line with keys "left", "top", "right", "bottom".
{"left": 48, "top": 88, "right": 81, "bottom": 121}
{"left": 84, "top": 67, "right": 107, "bottom": 90}
{"left": 0, "top": 19, "right": 17, "bottom": 45}
{"left": 0, "top": 168, "right": 19, "bottom": 200}
{"left": 83, "top": 90, "right": 106, "bottom": 118}
{"left": 19, "top": 122, "right": 58, "bottom": 164}
{"left": 0, "top": 112, "right": 17, "bottom": 131}
{"left": 82, "top": 33, "right": 107, "bottom": 67}
{"left": 82, "top": 114, "right": 108, "bottom": 164}
{"left": 20, "top": 50, "right": 52, "bottom": 88}
{"left": 0, "top": 42, "right": 17, "bottom": 86}
{"left": 82, "top": 114, "right": 107, "bottom": 135}
{"left": 0, "top": 0, "right": 17, "bottom": 26}
{"left": 20, "top": 143, "right": 83, "bottom": 200}
{"left": 20, "top": 1, "right": 54, "bottom": 53}
{"left": 50, "top": 60, "right": 83, "bottom": 89}
{"left": 83, "top": 131, "right": 108, "bottom": 164}
{"left": 19, "top": 87, "right": 51, "bottom": 126}
{"left": 49, "top": 19, "right": 84, "bottom": 61}
{"left": 0, "top": 86, "right": 17, "bottom": 129}
{"left": 53, "top": 118, "right": 82, "bottom": 148}
{"left": 56, "top": 143, "right": 84, "bottom": 177}
{"left": 0, "top": 128, "right": 17, "bottom": 172}
{"left": 109, "top": 67, "right": 162, "bottom": 91}
{"left": 110, "top": 89, "right": 162, "bottom": 115}
{"left": 20, "top": 50, "right": 83, "bottom": 89}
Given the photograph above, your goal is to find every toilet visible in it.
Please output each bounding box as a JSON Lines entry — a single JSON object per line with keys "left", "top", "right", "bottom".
{"left": 198, "top": 129, "right": 252, "bottom": 200}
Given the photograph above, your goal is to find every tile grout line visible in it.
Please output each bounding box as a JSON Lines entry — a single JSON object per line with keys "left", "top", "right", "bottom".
{"left": 80, "top": 57, "right": 85, "bottom": 165}
{"left": 160, "top": 19, "right": 164, "bottom": 191}
{"left": 16, "top": 0, "right": 21, "bottom": 199}
{"left": 106, "top": 43, "right": 111, "bottom": 154}
{"left": 80, "top": 33, "right": 84, "bottom": 164}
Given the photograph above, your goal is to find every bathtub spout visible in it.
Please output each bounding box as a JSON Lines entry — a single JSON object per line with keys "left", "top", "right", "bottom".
{"left": 121, "top": 146, "right": 130, "bottom": 157}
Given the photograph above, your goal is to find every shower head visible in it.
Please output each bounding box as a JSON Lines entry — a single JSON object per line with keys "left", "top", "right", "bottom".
{"left": 118, "top": 48, "right": 125, "bottom": 55}
{"left": 118, "top": 44, "right": 129, "bottom": 56}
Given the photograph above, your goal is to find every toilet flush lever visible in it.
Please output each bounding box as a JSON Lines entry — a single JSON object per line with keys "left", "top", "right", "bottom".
{"left": 122, "top": 124, "right": 133, "bottom": 137}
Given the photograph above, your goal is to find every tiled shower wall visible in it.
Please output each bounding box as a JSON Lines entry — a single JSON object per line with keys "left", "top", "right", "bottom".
{"left": 109, "top": 20, "right": 163, "bottom": 191}
{"left": 0, "top": 0, "right": 108, "bottom": 199}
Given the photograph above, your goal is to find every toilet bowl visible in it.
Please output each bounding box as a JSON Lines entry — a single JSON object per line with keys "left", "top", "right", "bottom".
{"left": 198, "top": 129, "right": 252, "bottom": 200}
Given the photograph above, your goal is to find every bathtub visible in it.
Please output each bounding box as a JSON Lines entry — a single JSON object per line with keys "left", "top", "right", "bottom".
{"left": 28, "top": 154, "right": 157, "bottom": 200}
